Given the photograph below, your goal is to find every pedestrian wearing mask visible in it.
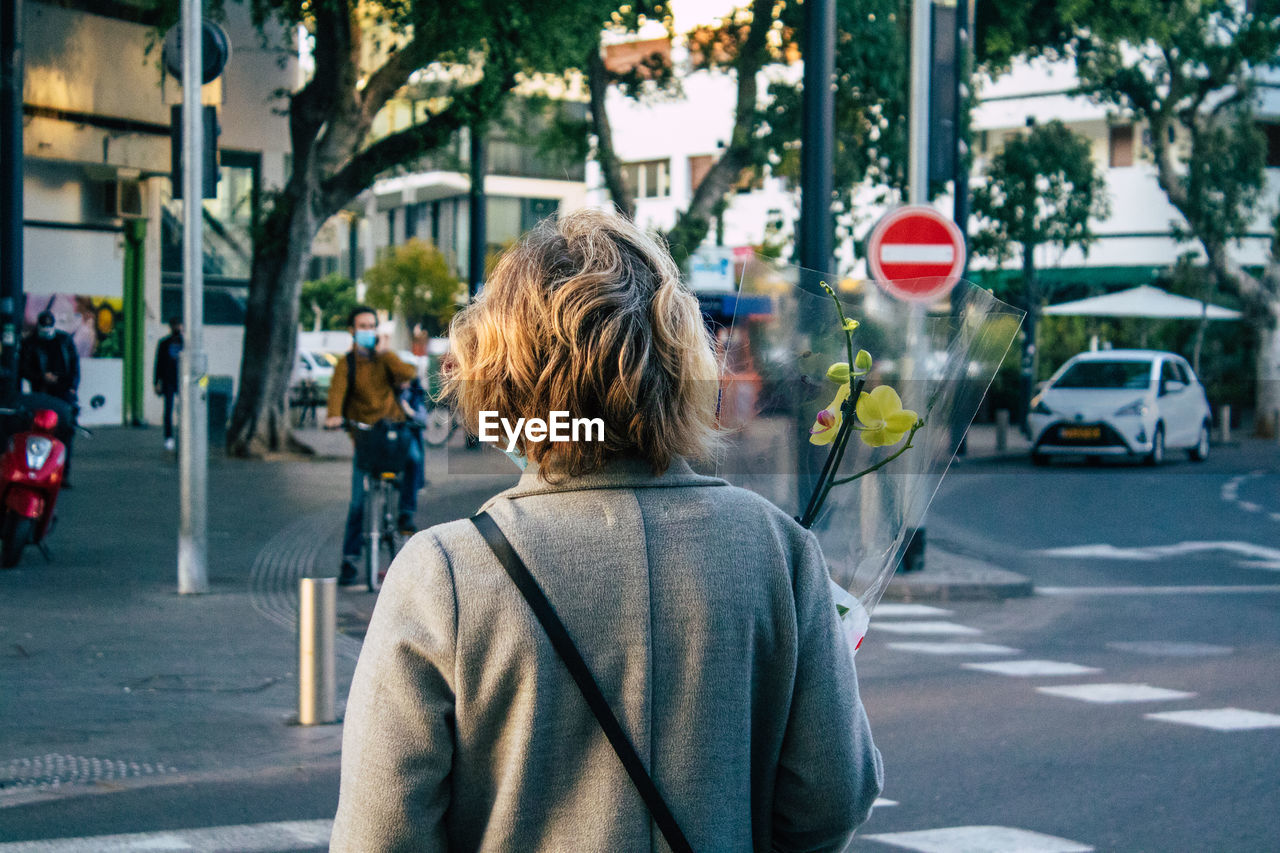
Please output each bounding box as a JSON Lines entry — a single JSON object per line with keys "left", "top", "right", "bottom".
{"left": 20, "top": 311, "right": 80, "bottom": 485}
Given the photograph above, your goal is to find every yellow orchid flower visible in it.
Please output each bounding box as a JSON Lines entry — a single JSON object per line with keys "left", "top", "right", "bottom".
{"left": 809, "top": 382, "right": 851, "bottom": 445}
{"left": 856, "top": 385, "right": 918, "bottom": 447}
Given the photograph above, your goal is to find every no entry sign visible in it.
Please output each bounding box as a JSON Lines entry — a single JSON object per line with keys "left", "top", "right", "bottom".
{"left": 866, "top": 206, "right": 967, "bottom": 303}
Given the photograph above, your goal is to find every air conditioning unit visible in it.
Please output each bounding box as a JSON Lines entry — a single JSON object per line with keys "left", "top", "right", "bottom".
{"left": 105, "top": 179, "right": 145, "bottom": 218}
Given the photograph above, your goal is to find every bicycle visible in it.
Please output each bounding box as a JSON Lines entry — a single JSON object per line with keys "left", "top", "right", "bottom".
{"left": 339, "top": 419, "right": 416, "bottom": 592}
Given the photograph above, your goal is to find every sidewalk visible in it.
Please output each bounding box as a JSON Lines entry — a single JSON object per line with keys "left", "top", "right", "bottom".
{"left": 0, "top": 427, "right": 518, "bottom": 806}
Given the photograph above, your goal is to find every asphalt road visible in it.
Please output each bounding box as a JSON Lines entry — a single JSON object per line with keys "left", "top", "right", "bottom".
{"left": 2, "top": 441, "right": 1277, "bottom": 851}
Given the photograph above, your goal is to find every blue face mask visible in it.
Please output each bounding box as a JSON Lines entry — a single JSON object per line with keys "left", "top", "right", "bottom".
{"left": 354, "top": 330, "right": 377, "bottom": 349}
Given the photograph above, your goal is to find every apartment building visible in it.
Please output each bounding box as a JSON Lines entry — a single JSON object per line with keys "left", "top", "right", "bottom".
{"left": 20, "top": 0, "right": 297, "bottom": 425}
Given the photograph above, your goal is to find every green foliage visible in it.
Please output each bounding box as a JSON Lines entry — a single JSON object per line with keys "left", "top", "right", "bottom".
{"left": 971, "top": 120, "right": 1110, "bottom": 294}
{"left": 765, "top": 0, "right": 910, "bottom": 213}
{"left": 1070, "top": 0, "right": 1280, "bottom": 257}
{"left": 299, "top": 273, "right": 358, "bottom": 331}
{"left": 363, "top": 240, "right": 464, "bottom": 336}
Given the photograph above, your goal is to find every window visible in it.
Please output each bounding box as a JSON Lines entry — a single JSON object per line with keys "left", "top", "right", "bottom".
{"left": 1109, "top": 124, "right": 1134, "bottom": 167}
{"left": 689, "top": 155, "right": 714, "bottom": 194}
{"left": 1260, "top": 123, "right": 1280, "bottom": 168}
{"left": 621, "top": 160, "right": 670, "bottom": 198}
{"left": 1056, "top": 360, "right": 1152, "bottom": 390}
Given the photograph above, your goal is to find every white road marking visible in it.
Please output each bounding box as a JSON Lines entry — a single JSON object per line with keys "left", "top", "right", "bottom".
{"left": 871, "top": 621, "right": 983, "bottom": 636}
{"left": 0, "top": 819, "right": 332, "bottom": 852}
{"left": 1036, "top": 683, "right": 1195, "bottom": 704}
{"left": 963, "top": 660, "right": 1101, "bottom": 677}
{"left": 1238, "top": 501, "right": 1262, "bottom": 512}
{"left": 1107, "top": 641, "right": 1233, "bottom": 657}
{"left": 1145, "top": 707, "right": 1280, "bottom": 731}
{"left": 1039, "top": 585, "right": 1280, "bottom": 596}
{"left": 1036, "top": 540, "right": 1280, "bottom": 569}
{"left": 862, "top": 825, "right": 1093, "bottom": 852}
{"left": 875, "top": 603, "right": 954, "bottom": 617}
{"left": 873, "top": 798, "right": 899, "bottom": 808}
{"left": 888, "top": 642, "right": 1020, "bottom": 656}
{"left": 880, "top": 244, "right": 955, "bottom": 264}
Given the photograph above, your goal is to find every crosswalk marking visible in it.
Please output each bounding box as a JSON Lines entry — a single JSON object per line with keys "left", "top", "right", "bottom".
{"left": 1039, "top": 584, "right": 1280, "bottom": 596}
{"left": 862, "top": 825, "right": 1093, "bottom": 852}
{"left": 887, "top": 642, "right": 1020, "bottom": 656}
{"left": 871, "top": 621, "right": 982, "bottom": 636}
{"left": 1035, "top": 540, "right": 1280, "bottom": 570}
{"left": 874, "top": 604, "right": 954, "bottom": 618}
{"left": 872, "top": 798, "right": 899, "bottom": 808}
{"left": 1145, "top": 707, "right": 1280, "bottom": 731}
{"left": 1106, "top": 641, "right": 1233, "bottom": 657}
{"left": 1036, "top": 683, "right": 1195, "bottom": 704}
{"left": 963, "top": 660, "right": 1101, "bottom": 678}
{"left": 0, "top": 819, "right": 332, "bottom": 852}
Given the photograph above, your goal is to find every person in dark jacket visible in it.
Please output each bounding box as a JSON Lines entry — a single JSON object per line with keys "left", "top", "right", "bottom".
{"left": 153, "top": 318, "right": 184, "bottom": 451}
{"left": 20, "top": 311, "right": 80, "bottom": 483}
{"left": 21, "top": 311, "right": 79, "bottom": 402}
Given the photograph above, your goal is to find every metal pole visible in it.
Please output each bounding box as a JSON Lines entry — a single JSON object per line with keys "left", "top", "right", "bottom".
{"left": 798, "top": 0, "right": 835, "bottom": 278}
{"left": 909, "top": 0, "right": 932, "bottom": 205}
{"left": 178, "top": 0, "right": 208, "bottom": 594}
{"left": 298, "top": 577, "right": 337, "bottom": 725}
{"left": 0, "top": 0, "right": 22, "bottom": 406}
{"left": 905, "top": 0, "right": 932, "bottom": 568}
{"left": 468, "top": 125, "right": 486, "bottom": 298}
{"left": 1220, "top": 404, "right": 1230, "bottom": 443}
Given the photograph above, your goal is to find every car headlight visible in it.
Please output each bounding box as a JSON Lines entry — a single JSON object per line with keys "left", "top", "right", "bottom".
{"left": 1114, "top": 399, "right": 1149, "bottom": 417}
{"left": 26, "top": 436, "right": 53, "bottom": 470}
{"left": 1031, "top": 395, "right": 1053, "bottom": 416}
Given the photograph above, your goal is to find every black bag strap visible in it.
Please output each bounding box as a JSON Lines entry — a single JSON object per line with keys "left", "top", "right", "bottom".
{"left": 470, "top": 511, "right": 694, "bottom": 853}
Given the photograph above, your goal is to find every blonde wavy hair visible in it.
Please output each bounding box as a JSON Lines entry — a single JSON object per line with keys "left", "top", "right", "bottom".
{"left": 442, "top": 208, "right": 720, "bottom": 481}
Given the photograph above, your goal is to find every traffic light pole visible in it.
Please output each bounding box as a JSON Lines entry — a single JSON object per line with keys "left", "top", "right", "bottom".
{"left": 178, "top": 0, "right": 208, "bottom": 594}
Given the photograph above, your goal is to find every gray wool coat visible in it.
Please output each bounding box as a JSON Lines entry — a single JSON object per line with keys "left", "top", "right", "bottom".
{"left": 330, "top": 456, "right": 883, "bottom": 853}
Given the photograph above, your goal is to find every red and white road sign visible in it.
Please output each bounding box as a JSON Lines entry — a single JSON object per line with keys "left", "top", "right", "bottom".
{"left": 866, "top": 206, "right": 967, "bottom": 303}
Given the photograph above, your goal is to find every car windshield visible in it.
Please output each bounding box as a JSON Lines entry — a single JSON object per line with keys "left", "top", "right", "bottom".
{"left": 1055, "top": 360, "right": 1152, "bottom": 390}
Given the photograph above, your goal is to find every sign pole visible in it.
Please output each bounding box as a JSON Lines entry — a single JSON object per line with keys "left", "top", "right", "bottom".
{"left": 178, "top": 0, "right": 208, "bottom": 594}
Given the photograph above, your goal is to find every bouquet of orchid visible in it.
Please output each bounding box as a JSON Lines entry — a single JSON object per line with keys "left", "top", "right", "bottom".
{"left": 713, "top": 254, "right": 1022, "bottom": 653}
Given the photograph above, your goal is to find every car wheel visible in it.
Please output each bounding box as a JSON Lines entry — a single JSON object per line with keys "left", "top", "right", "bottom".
{"left": 1145, "top": 425, "right": 1165, "bottom": 466}
{"left": 1188, "top": 421, "right": 1210, "bottom": 462}
{"left": 1031, "top": 450, "right": 1049, "bottom": 467}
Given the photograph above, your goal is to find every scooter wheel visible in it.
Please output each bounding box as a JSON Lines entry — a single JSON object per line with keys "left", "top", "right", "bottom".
{"left": 1, "top": 514, "right": 34, "bottom": 568}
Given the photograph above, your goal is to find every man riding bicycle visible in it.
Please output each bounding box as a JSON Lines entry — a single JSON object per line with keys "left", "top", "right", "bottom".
{"left": 326, "top": 305, "right": 420, "bottom": 586}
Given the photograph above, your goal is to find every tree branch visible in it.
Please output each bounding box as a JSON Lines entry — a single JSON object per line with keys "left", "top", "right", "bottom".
{"left": 319, "top": 71, "right": 517, "bottom": 214}
{"left": 665, "top": 0, "right": 775, "bottom": 261}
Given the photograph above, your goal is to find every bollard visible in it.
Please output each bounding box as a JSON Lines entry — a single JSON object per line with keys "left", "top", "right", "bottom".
{"left": 298, "top": 577, "right": 337, "bottom": 725}
{"left": 1275, "top": 410, "right": 1280, "bottom": 445}
{"left": 994, "top": 409, "right": 1010, "bottom": 452}
{"left": 1219, "top": 405, "right": 1231, "bottom": 444}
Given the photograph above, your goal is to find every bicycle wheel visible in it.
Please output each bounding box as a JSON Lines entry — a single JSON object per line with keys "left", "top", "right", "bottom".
{"left": 368, "top": 476, "right": 402, "bottom": 593}
{"left": 422, "top": 406, "right": 454, "bottom": 447}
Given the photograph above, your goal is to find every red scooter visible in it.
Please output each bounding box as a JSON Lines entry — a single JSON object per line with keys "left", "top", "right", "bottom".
{"left": 0, "top": 402, "right": 70, "bottom": 568}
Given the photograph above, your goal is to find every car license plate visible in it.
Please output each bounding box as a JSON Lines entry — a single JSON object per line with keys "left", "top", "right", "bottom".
{"left": 1061, "top": 426, "right": 1101, "bottom": 440}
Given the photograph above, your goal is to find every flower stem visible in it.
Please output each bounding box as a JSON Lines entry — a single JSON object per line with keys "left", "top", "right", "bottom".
{"left": 828, "top": 421, "right": 925, "bottom": 488}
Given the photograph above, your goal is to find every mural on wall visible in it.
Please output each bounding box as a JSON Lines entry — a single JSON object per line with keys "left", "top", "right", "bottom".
{"left": 22, "top": 293, "right": 126, "bottom": 425}
{"left": 24, "top": 293, "right": 124, "bottom": 359}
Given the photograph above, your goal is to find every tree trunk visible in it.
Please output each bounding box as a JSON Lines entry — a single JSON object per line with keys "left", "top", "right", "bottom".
{"left": 587, "top": 43, "right": 634, "bottom": 220}
{"left": 1255, "top": 309, "right": 1280, "bottom": 438}
{"left": 226, "top": 180, "right": 321, "bottom": 456}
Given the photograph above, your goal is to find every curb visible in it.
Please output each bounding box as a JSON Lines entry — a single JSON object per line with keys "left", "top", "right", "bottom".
{"left": 883, "top": 548, "right": 1034, "bottom": 602}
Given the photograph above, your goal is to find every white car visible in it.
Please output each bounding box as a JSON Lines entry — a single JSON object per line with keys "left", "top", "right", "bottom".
{"left": 290, "top": 350, "right": 335, "bottom": 395}
{"left": 1027, "top": 349, "right": 1211, "bottom": 466}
